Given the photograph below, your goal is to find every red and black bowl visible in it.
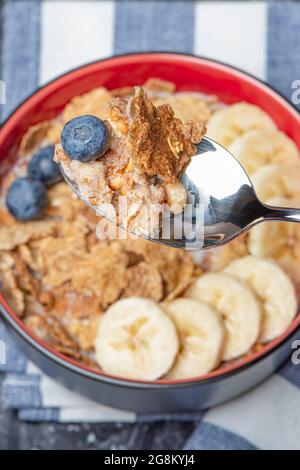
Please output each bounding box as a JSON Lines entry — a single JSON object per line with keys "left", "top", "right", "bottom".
{"left": 1, "top": 53, "right": 300, "bottom": 412}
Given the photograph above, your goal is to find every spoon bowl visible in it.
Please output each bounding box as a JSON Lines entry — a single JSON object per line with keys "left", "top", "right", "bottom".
{"left": 60, "top": 136, "right": 300, "bottom": 250}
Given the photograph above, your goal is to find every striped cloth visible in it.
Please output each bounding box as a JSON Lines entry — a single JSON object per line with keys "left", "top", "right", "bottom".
{"left": 0, "top": 0, "right": 300, "bottom": 449}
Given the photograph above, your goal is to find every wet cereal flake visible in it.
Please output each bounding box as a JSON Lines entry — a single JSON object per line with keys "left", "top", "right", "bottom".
{"left": 25, "top": 314, "right": 82, "bottom": 359}
{"left": 154, "top": 93, "right": 213, "bottom": 124}
{"left": 20, "top": 121, "right": 52, "bottom": 155}
{"left": 122, "top": 261, "right": 163, "bottom": 301}
{"left": 72, "top": 243, "right": 128, "bottom": 308}
{"left": 62, "top": 87, "right": 112, "bottom": 123}
{"left": 204, "top": 234, "right": 249, "bottom": 272}
{"left": 144, "top": 78, "right": 176, "bottom": 97}
{"left": 0, "top": 220, "right": 57, "bottom": 251}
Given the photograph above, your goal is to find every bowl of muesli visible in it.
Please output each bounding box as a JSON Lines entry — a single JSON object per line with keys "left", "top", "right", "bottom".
{"left": 1, "top": 52, "right": 300, "bottom": 412}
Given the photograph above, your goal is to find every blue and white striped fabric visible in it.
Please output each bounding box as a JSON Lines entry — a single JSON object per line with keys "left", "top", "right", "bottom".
{"left": 0, "top": 0, "right": 300, "bottom": 449}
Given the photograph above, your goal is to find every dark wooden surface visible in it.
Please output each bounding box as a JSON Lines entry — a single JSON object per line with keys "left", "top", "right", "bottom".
{"left": 0, "top": 377, "right": 197, "bottom": 449}
{"left": 0, "top": 409, "right": 197, "bottom": 450}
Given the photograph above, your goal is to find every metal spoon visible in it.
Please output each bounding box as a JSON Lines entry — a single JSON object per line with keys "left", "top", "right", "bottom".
{"left": 60, "top": 136, "right": 300, "bottom": 251}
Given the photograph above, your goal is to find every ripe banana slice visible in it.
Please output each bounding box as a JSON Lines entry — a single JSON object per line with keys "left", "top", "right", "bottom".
{"left": 184, "top": 273, "right": 261, "bottom": 360}
{"left": 203, "top": 233, "right": 249, "bottom": 272}
{"left": 95, "top": 297, "right": 179, "bottom": 380}
{"left": 206, "top": 102, "right": 276, "bottom": 148}
{"left": 228, "top": 129, "right": 299, "bottom": 175}
{"left": 224, "top": 256, "right": 297, "bottom": 343}
{"left": 163, "top": 298, "right": 225, "bottom": 379}
{"left": 248, "top": 196, "right": 300, "bottom": 294}
{"left": 251, "top": 163, "right": 300, "bottom": 202}
{"left": 251, "top": 160, "right": 300, "bottom": 202}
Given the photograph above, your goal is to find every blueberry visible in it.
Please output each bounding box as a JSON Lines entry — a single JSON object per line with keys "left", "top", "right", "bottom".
{"left": 61, "top": 115, "right": 109, "bottom": 162}
{"left": 28, "top": 145, "right": 62, "bottom": 186}
{"left": 6, "top": 177, "right": 47, "bottom": 221}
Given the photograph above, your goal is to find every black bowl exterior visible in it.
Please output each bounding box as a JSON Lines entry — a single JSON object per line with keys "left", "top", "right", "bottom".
{"left": 1, "top": 308, "right": 298, "bottom": 413}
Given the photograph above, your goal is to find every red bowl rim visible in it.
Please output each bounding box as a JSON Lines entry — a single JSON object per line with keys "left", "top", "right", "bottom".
{"left": 1, "top": 51, "right": 300, "bottom": 389}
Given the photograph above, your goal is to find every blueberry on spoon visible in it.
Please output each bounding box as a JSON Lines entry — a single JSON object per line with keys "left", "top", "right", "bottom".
{"left": 28, "top": 145, "right": 62, "bottom": 185}
{"left": 6, "top": 177, "right": 47, "bottom": 221}
{"left": 61, "top": 115, "right": 109, "bottom": 162}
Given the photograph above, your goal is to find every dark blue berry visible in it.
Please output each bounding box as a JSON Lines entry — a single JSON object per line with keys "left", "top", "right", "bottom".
{"left": 61, "top": 115, "right": 109, "bottom": 162}
{"left": 28, "top": 145, "right": 62, "bottom": 186}
{"left": 6, "top": 177, "right": 47, "bottom": 221}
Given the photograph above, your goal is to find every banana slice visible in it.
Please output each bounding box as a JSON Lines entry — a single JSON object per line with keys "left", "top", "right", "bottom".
{"left": 249, "top": 196, "right": 300, "bottom": 256}
{"left": 251, "top": 163, "right": 300, "bottom": 202}
{"left": 206, "top": 102, "right": 276, "bottom": 148}
{"left": 95, "top": 297, "right": 179, "bottom": 380}
{"left": 203, "top": 233, "right": 249, "bottom": 272}
{"left": 163, "top": 298, "right": 225, "bottom": 379}
{"left": 248, "top": 196, "right": 300, "bottom": 293}
{"left": 228, "top": 129, "right": 299, "bottom": 175}
{"left": 224, "top": 256, "right": 297, "bottom": 343}
{"left": 184, "top": 273, "right": 261, "bottom": 360}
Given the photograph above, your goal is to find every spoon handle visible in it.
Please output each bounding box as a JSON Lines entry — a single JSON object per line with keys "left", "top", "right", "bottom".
{"left": 262, "top": 204, "right": 300, "bottom": 223}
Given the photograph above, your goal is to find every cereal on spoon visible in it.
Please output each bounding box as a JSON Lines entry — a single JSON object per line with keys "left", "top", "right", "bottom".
{"left": 55, "top": 87, "right": 205, "bottom": 236}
